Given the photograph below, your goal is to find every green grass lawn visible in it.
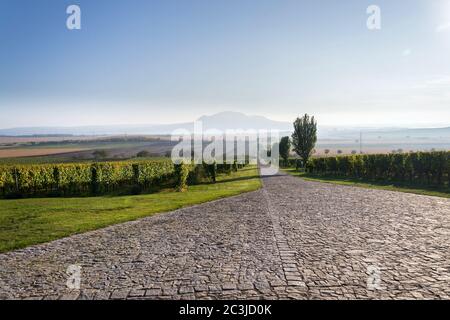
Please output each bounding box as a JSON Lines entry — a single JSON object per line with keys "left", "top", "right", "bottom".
{"left": 0, "top": 166, "right": 261, "bottom": 253}
{"left": 283, "top": 168, "right": 450, "bottom": 199}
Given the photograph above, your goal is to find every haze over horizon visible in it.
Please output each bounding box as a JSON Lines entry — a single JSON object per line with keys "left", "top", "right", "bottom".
{"left": 1, "top": 111, "right": 450, "bottom": 139}
{"left": 1, "top": 0, "right": 450, "bottom": 128}
{"left": 0, "top": 110, "right": 450, "bottom": 131}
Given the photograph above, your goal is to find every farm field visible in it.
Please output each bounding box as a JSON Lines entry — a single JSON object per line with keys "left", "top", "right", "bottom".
{"left": 0, "top": 142, "right": 175, "bottom": 162}
{"left": 2, "top": 133, "right": 450, "bottom": 165}
{"left": 0, "top": 166, "right": 261, "bottom": 253}
{"left": 0, "top": 135, "right": 172, "bottom": 145}
{"left": 3, "top": 0, "right": 450, "bottom": 303}
{"left": 314, "top": 141, "right": 450, "bottom": 156}
{"left": 0, "top": 148, "right": 87, "bottom": 158}
{"left": 0, "top": 135, "right": 175, "bottom": 161}
{"left": 0, "top": 135, "right": 106, "bottom": 144}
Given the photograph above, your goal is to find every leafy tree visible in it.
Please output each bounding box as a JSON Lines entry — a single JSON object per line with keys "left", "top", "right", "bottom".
{"left": 136, "top": 150, "right": 150, "bottom": 158}
{"left": 92, "top": 150, "right": 108, "bottom": 159}
{"left": 291, "top": 114, "right": 317, "bottom": 168}
{"left": 279, "top": 136, "right": 291, "bottom": 167}
{"left": 324, "top": 149, "right": 330, "bottom": 156}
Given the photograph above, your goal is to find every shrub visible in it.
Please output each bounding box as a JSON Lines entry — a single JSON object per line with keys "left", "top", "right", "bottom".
{"left": 174, "top": 162, "right": 189, "bottom": 192}
{"left": 188, "top": 165, "right": 208, "bottom": 185}
{"left": 232, "top": 160, "right": 238, "bottom": 172}
{"left": 0, "top": 159, "right": 174, "bottom": 198}
{"left": 203, "top": 162, "right": 217, "bottom": 183}
{"left": 90, "top": 164, "right": 99, "bottom": 195}
{"left": 217, "top": 162, "right": 231, "bottom": 174}
{"left": 298, "top": 151, "right": 450, "bottom": 188}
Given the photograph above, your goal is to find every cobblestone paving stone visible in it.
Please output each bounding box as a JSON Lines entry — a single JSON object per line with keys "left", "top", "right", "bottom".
{"left": 1, "top": 168, "right": 449, "bottom": 300}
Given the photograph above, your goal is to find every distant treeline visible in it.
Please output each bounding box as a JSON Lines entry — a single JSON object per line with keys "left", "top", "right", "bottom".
{"left": 2, "top": 136, "right": 171, "bottom": 147}
{"left": 0, "top": 159, "right": 247, "bottom": 198}
{"left": 0, "top": 134, "right": 72, "bottom": 138}
{"left": 300, "top": 151, "right": 450, "bottom": 188}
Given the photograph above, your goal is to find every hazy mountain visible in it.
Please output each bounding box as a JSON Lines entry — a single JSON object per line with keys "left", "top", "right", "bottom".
{"left": 197, "top": 111, "right": 291, "bottom": 131}
{"left": 1, "top": 111, "right": 449, "bottom": 141}
{"left": 0, "top": 112, "right": 292, "bottom": 136}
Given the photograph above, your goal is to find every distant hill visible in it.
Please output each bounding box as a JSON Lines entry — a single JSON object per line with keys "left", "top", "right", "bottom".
{"left": 0, "top": 112, "right": 292, "bottom": 136}
{"left": 198, "top": 111, "right": 291, "bottom": 131}
{"left": 1, "top": 112, "right": 449, "bottom": 140}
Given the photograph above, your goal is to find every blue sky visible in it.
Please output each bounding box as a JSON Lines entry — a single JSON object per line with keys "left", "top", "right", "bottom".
{"left": 0, "top": 0, "right": 449, "bottom": 128}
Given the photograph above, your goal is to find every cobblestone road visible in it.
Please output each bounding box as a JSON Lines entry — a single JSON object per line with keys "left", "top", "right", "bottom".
{"left": 1, "top": 168, "right": 449, "bottom": 300}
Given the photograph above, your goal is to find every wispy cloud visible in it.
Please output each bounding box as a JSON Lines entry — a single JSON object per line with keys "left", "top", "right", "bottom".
{"left": 413, "top": 76, "right": 450, "bottom": 89}
{"left": 436, "top": 22, "right": 450, "bottom": 32}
